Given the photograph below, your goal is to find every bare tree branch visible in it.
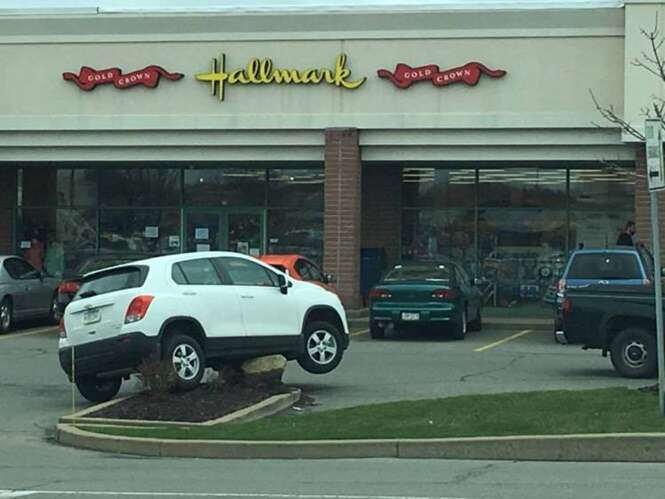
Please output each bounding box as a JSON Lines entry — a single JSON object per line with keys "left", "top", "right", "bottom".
{"left": 589, "top": 89, "right": 646, "bottom": 140}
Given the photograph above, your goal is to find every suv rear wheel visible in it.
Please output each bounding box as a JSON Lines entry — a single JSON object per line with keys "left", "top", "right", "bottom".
{"left": 298, "top": 320, "right": 344, "bottom": 374}
{"left": 164, "top": 334, "right": 205, "bottom": 391}
{"left": 75, "top": 376, "right": 122, "bottom": 403}
{"left": 610, "top": 328, "right": 657, "bottom": 378}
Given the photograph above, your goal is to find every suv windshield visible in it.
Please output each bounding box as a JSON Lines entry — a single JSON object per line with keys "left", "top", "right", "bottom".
{"left": 567, "top": 253, "right": 643, "bottom": 280}
{"left": 76, "top": 266, "right": 146, "bottom": 299}
{"left": 384, "top": 264, "right": 451, "bottom": 282}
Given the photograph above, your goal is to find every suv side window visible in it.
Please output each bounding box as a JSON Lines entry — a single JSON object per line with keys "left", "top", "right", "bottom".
{"left": 3, "top": 258, "right": 37, "bottom": 280}
{"left": 173, "top": 259, "right": 222, "bottom": 285}
{"left": 218, "top": 257, "right": 278, "bottom": 287}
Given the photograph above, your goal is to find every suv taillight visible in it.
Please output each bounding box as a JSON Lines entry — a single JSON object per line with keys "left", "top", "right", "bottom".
{"left": 125, "top": 295, "right": 154, "bottom": 324}
{"left": 58, "top": 319, "right": 66, "bottom": 339}
{"left": 369, "top": 288, "right": 392, "bottom": 300}
{"left": 432, "top": 289, "right": 458, "bottom": 300}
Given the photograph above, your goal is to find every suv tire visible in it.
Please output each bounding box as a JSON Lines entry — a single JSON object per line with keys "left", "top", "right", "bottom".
{"left": 165, "top": 334, "right": 205, "bottom": 391}
{"left": 610, "top": 328, "right": 657, "bottom": 378}
{"left": 75, "top": 376, "right": 122, "bottom": 403}
{"left": 0, "top": 298, "right": 13, "bottom": 334}
{"left": 298, "top": 320, "right": 344, "bottom": 374}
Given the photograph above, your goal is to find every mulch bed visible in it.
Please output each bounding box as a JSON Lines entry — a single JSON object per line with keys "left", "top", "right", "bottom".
{"left": 89, "top": 383, "right": 291, "bottom": 423}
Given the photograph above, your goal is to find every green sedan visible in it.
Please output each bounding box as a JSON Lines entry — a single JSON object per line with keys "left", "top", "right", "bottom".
{"left": 368, "top": 261, "right": 482, "bottom": 340}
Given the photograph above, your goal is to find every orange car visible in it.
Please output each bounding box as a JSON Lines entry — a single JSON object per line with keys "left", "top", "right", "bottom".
{"left": 259, "top": 254, "right": 337, "bottom": 293}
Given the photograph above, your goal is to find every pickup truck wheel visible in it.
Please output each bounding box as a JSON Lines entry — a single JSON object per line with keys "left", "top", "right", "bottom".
{"left": 0, "top": 298, "right": 13, "bottom": 334}
{"left": 610, "top": 328, "right": 657, "bottom": 379}
{"left": 165, "top": 334, "right": 205, "bottom": 391}
{"left": 75, "top": 376, "right": 122, "bottom": 403}
{"left": 298, "top": 321, "right": 344, "bottom": 374}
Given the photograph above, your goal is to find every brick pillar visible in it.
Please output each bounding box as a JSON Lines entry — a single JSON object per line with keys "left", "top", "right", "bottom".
{"left": 324, "top": 128, "right": 362, "bottom": 308}
{"left": 0, "top": 168, "right": 16, "bottom": 253}
{"left": 361, "top": 166, "right": 402, "bottom": 268}
{"left": 635, "top": 144, "right": 665, "bottom": 255}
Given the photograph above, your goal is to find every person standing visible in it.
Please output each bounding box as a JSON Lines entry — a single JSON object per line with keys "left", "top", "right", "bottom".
{"left": 617, "top": 221, "right": 636, "bottom": 246}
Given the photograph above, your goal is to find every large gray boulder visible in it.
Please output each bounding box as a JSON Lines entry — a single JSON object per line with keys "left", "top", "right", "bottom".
{"left": 241, "top": 355, "right": 287, "bottom": 386}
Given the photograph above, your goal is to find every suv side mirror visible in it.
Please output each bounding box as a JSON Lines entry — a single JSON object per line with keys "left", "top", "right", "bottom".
{"left": 325, "top": 273, "right": 336, "bottom": 284}
{"left": 277, "top": 274, "right": 289, "bottom": 295}
{"left": 474, "top": 277, "right": 485, "bottom": 286}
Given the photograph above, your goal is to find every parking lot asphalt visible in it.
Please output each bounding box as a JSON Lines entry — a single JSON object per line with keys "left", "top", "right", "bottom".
{"left": 1, "top": 321, "right": 662, "bottom": 499}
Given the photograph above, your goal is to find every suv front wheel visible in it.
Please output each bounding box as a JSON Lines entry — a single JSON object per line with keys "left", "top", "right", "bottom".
{"left": 298, "top": 321, "right": 344, "bottom": 374}
{"left": 165, "top": 334, "right": 205, "bottom": 391}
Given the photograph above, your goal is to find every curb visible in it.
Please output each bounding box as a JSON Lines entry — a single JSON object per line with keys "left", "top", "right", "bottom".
{"left": 60, "top": 389, "right": 301, "bottom": 428}
{"left": 55, "top": 426, "right": 665, "bottom": 461}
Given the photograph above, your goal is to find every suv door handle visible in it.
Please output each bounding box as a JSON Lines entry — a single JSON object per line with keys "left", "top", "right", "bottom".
{"left": 240, "top": 295, "right": 254, "bottom": 299}
{"left": 182, "top": 291, "right": 197, "bottom": 296}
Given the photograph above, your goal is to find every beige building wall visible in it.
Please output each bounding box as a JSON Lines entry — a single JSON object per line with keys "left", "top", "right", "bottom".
{"left": 0, "top": 7, "right": 630, "bottom": 162}
{"left": 624, "top": 0, "right": 665, "bottom": 142}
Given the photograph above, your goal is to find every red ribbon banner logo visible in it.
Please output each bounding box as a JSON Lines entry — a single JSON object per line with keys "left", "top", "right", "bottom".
{"left": 62, "top": 65, "right": 184, "bottom": 91}
{"left": 377, "top": 61, "right": 506, "bottom": 89}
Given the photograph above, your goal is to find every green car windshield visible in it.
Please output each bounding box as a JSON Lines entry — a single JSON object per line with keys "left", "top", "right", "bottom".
{"left": 384, "top": 264, "right": 451, "bottom": 282}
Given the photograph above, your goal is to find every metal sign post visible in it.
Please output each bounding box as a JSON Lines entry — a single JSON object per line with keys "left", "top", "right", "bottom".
{"left": 645, "top": 118, "right": 665, "bottom": 416}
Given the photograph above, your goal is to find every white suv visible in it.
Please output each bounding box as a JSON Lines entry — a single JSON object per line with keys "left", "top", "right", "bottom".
{"left": 59, "top": 252, "right": 349, "bottom": 402}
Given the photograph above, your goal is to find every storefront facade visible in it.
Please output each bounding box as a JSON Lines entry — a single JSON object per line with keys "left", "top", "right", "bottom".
{"left": 0, "top": 0, "right": 661, "bottom": 307}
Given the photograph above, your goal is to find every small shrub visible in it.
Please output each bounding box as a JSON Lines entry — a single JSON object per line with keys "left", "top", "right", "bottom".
{"left": 137, "top": 359, "right": 177, "bottom": 397}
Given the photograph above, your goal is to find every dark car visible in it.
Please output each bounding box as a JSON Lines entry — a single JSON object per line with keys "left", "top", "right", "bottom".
{"left": 57, "top": 253, "right": 151, "bottom": 314}
{"left": 0, "top": 255, "right": 60, "bottom": 333}
{"left": 368, "top": 260, "right": 482, "bottom": 340}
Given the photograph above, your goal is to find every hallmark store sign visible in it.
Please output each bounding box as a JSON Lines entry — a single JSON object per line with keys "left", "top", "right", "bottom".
{"left": 61, "top": 54, "right": 506, "bottom": 101}
{"left": 195, "top": 53, "right": 366, "bottom": 101}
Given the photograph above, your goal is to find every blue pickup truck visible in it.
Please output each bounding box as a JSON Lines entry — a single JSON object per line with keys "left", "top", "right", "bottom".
{"left": 555, "top": 246, "right": 663, "bottom": 378}
{"left": 554, "top": 247, "right": 654, "bottom": 339}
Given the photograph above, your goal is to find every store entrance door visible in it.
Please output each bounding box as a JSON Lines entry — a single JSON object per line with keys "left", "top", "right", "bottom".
{"left": 184, "top": 209, "right": 264, "bottom": 257}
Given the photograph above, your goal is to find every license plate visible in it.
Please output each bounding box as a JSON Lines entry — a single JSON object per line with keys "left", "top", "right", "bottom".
{"left": 83, "top": 309, "right": 101, "bottom": 325}
{"left": 401, "top": 312, "right": 420, "bottom": 321}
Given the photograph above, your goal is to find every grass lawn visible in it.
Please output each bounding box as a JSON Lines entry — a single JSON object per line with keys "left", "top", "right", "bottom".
{"left": 79, "top": 387, "right": 665, "bottom": 441}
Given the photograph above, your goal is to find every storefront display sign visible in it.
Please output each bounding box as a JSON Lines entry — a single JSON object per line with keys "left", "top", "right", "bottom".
{"left": 377, "top": 61, "right": 506, "bottom": 89}
{"left": 62, "top": 65, "right": 184, "bottom": 91}
{"left": 196, "top": 53, "right": 366, "bottom": 101}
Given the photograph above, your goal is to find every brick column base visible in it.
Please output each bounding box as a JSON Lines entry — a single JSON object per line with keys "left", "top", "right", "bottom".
{"left": 635, "top": 144, "right": 665, "bottom": 256}
{"left": 0, "top": 168, "right": 16, "bottom": 254}
{"left": 324, "top": 128, "right": 362, "bottom": 308}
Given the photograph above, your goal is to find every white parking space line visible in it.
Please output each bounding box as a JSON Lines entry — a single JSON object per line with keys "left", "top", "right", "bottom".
{"left": 0, "top": 491, "right": 469, "bottom": 499}
{"left": 0, "top": 326, "right": 57, "bottom": 341}
{"left": 350, "top": 329, "right": 369, "bottom": 337}
{"left": 473, "top": 329, "right": 533, "bottom": 352}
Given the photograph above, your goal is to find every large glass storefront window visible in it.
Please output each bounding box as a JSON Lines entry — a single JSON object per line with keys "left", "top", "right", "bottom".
{"left": 402, "top": 166, "right": 635, "bottom": 308}
{"left": 15, "top": 165, "right": 324, "bottom": 275}
{"left": 184, "top": 168, "right": 266, "bottom": 206}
